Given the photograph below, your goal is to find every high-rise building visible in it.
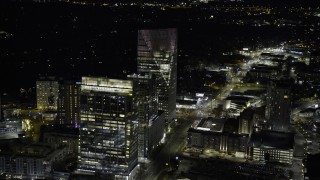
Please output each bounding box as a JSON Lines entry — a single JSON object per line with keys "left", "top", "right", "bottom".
{"left": 57, "top": 80, "right": 81, "bottom": 127}
{"left": 36, "top": 77, "right": 59, "bottom": 111}
{"left": 265, "top": 80, "right": 291, "bottom": 132}
{"left": 78, "top": 77, "right": 138, "bottom": 179}
{"left": 128, "top": 74, "right": 165, "bottom": 160}
{"left": 137, "top": 28, "right": 177, "bottom": 130}
{"left": 128, "top": 74, "right": 157, "bottom": 121}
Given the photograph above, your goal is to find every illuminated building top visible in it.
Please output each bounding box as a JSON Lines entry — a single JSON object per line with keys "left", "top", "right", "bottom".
{"left": 81, "top": 77, "right": 133, "bottom": 94}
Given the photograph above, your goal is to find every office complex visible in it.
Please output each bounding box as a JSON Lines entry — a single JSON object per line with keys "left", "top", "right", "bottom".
{"left": 57, "top": 80, "right": 81, "bottom": 127}
{"left": 137, "top": 28, "right": 177, "bottom": 130}
{"left": 265, "top": 80, "right": 291, "bottom": 132}
{"left": 78, "top": 77, "right": 138, "bottom": 179}
{"left": 36, "top": 77, "right": 59, "bottom": 111}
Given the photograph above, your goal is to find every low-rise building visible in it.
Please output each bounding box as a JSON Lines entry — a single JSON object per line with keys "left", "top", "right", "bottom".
{"left": 239, "top": 108, "right": 255, "bottom": 135}
{"left": 224, "top": 96, "right": 253, "bottom": 117}
{"left": 42, "top": 111, "right": 57, "bottom": 122}
{"left": 247, "top": 64, "right": 278, "bottom": 81}
{"left": 298, "top": 108, "right": 314, "bottom": 118}
{"left": 247, "top": 130, "right": 294, "bottom": 164}
{"left": 176, "top": 99, "right": 197, "bottom": 110}
{"left": 42, "top": 126, "right": 79, "bottom": 155}
{"left": 187, "top": 118, "right": 248, "bottom": 154}
{"left": 296, "top": 67, "right": 320, "bottom": 85}
{"left": 0, "top": 118, "right": 23, "bottom": 139}
{"left": 0, "top": 140, "right": 67, "bottom": 179}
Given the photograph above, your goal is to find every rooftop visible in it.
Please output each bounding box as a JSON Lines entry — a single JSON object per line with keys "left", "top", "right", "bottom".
{"left": 194, "top": 118, "right": 227, "bottom": 132}
{"left": 41, "top": 125, "right": 79, "bottom": 136}
{"left": 0, "top": 140, "right": 64, "bottom": 159}
{"left": 191, "top": 117, "right": 239, "bottom": 133}
{"left": 225, "top": 95, "right": 252, "bottom": 102}
{"left": 249, "top": 130, "right": 294, "bottom": 150}
{"left": 269, "top": 79, "right": 293, "bottom": 89}
{"left": 176, "top": 99, "right": 197, "bottom": 105}
{"left": 81, "top": 76, "right": 133, "bottom": 94}
{"left": 240, "top": 108, "right": 255, "bottom": 120}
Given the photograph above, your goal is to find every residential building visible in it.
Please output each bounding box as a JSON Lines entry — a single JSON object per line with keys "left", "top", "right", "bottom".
{"left": 36, "top": 77, "right": 59, "bottom": 111}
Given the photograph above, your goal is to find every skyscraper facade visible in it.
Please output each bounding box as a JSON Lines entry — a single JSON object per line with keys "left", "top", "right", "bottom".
{"left": 36, "top": 77, "right": 59, "bottom": 111}
{"left": 57, "top": 80, "right": 80, "bottom": 127}
{"left": 265, "top": 80, "right": 291, "bottom": 132}
{"left": 128, "top": 74, "right": 165, "bottom": 160}
{"left": 137, "top": 28, "right": 177, "bottom": 130}
{"left": 78, "top": 77, "right": 138, "bottom": 178}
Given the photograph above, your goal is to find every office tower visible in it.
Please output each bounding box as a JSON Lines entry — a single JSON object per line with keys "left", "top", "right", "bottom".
{"left": 128, "top": 74, "right": 157, "bottom": 122}
{"left": 137, "top": 28, "right": 177, "bottom": 130}
{"left": 36, "top": 77, "right": 59, "bottom": 111}
{"left": 78, "top": 77, "right": 138, "bottom": 179}
{"left": 57, "top": 80, "right": 80, "bottom": 127}
{"left": 265, "top": 80, "right": 291, "bottom": 132}
{"left": 128, "top": 74, "right": 165, "bottom": 160}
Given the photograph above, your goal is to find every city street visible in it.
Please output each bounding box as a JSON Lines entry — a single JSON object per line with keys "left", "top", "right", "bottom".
{"left": 138, "top": 118, "right": 194, "bottom": 180}
{"left": 140, "top": 47, "right": 316, "bottom": 180}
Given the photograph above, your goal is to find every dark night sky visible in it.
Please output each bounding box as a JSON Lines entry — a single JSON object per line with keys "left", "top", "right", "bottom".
{"left": 0, "top": 0, "right": 318, "bottom": 99}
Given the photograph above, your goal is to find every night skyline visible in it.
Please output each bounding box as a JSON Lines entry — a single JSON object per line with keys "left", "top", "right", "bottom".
{"left": 0, "top": 0, "right": 320, "bottom": 179}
